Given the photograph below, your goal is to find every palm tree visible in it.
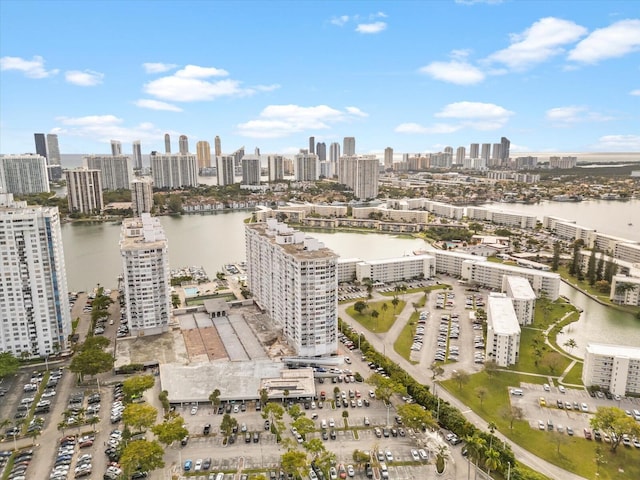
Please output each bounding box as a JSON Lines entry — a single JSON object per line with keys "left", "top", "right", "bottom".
{"left": 381, "top": 302, "right": 388, "bottom": 320}
{"left": 563, "top": 338, "right": 577, "bottom": 352}
{"left": 484, "top": 447, "right": 501, "bottom": 477}
{"left": 464, "top": 433, "right": 486, "bottom": 480}
{"left": 88, "top": 415, "right": 100, "bottom": 432}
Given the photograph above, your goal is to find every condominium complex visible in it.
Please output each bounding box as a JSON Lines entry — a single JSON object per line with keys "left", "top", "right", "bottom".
{"left": 0, "top": 154, "right": 50, "bottom": 194}
{"left": 0, "top": 193, "right": 71, "bottom": 357}
{"left": 343, "top": 137, "right": 355, "bottom": 156}
{"left": 467, "top": 207, "right": 537, "bottom": 229}
{"left": 549, "top": 156, "right": 577, "bottom": 169}
{"left": 131, "top": 178, "right": 154, "bottom": 217}
{"left": 111, "top": 140, "right": 122, "bottom": 156}
{"left": 65, "top": 168, "right": 104, "bottom": 214}
{"left": 196, "top": 141, "right": 212, "bottom": 169}
{"left": 294, "top": 150, "right": 319, "bottom": 181}
{"left": 338, "top": 155, "right": 379, "bottom": 200}
{"left": 242, "top": 155, "right": 261, "bottom": 185}
{"left": 583, "top": 343, "right": 640, "bottom": 396}
{"left": 610, "top": 275, "right": 640, "bottom": 306}
{"left": 614, "top": 243, "right": 640, "bottom": 264}
{"left": 179, "top": 135, "right": 189, "bottom": 154}
{"left": 384, "top": 147, "right": 394, "bottom": 170}
{"left": 245, "top": 219, "right": 338, "bottom": 357}
{"left": 543, "top": 216, "right": 595, "bottom": 243}
{"left": 355, "top": 254, "right": 435, "bottom": 284}
{"left": 34, "top": 133, "right": 48, "bottom": 159}
{"left": 501, "top": 275, "right": 536, "bottom": 325}
{"left": 46, "top": 134, "right": 61, "bottom": 165}
{"left": 132, "top": 141, "right": 143, "bottom": 170}
{"left": 486, "top": 293, "right": 521, "bottom": 367}
{"left": 217, "top": 155, "right": 235, "bottom": 186}
{"left": 84, "top": 155, "right": 133, "bottom": 191}
{"left": 433, "top": 250, "right": 487, "bottom": 277}
{"left": 150, "top": 153, "right": 198, "bottom": 188}
{"left": 120, "top": 213, "right": 171, "bottom": 336}
{"left": 268, "top": 155, "right": 284, "bottom": 182}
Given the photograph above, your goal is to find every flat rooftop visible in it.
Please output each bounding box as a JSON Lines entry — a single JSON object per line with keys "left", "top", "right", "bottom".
{"left": 504, "top": 275, "right": 536, "bottom": 300}
{"left": 586, "top": 343, "right": 640, "bottom": 360}
{"left": 487, "top": 294, "right": 521, "bottom": 335}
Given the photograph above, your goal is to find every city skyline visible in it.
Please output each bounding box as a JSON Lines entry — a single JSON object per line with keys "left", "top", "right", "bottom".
{"left": 1, "top": 1, "right": 639, "bottom": 156}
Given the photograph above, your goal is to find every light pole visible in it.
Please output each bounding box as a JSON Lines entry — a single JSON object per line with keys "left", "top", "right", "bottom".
{"left": 507, "top": 461, "right": 511, "bottom": 480}
{"left": 358, "top": 332, "right": 363, "bottom": 351}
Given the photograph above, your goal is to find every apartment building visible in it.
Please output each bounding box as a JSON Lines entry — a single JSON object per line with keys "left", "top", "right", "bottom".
{"left": 0, "top": 193, "right": 71, "bottom": 357}
{"left": 246, "top": 219, "right": 338, "bottom": 357}
{"left": 0, "top": 154, "right": 50, "bottom": 194}
{"left": 131, "top": 178, "right": 154, "bottom": 217}
{"left": 355, "top": 254, "right": 435, "bottom": 284}
{"left": 84, "top": 155, "right": 133, "bottom": 191}
{"left": 65, "top": 168, "right": 104, "bottom": 214}
{"left": 543, "top": 216, "right": 595, "bottom": 243}
{"left": 433, "top": 250, "right": 487, "bottom": 277}
{"left": 610, "top": 275, "right": 640, "bottom": 306}
{"left": 501, "top": 275, "right": 536, "bottom": 325}
{"left": 583, "top": 343, "right": 640, "bottom": 396}
{"left": 120, "top": 213, "right": 171, "bottom": 336}
{"left": 150, "top": 152, "right": 198, "bottom": 188}
{"left": 486, "top": 293, "right": 521, "bottom": 367}
{"left": 614, "top": 242, "right": 640, "bottom": 264}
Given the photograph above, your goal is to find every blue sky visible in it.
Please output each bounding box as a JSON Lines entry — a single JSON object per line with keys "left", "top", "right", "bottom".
{"left": 1, "top": 0, "right": 639, "bottom": 157}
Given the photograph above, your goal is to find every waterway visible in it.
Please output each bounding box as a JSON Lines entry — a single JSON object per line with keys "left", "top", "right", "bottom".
{"left": 60, "top": 202, "right": 640, "bottom": 350}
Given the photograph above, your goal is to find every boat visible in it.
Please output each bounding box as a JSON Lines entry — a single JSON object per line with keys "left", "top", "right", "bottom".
{"left": 551, "top": 195, "right": 583, "bottom": 202}
{"left": 600, "top": 193, "right": 622, "bottom": 200}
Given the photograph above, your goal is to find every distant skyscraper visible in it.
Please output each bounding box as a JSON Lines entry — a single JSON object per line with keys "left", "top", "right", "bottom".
{"left": 149, "top": 153, "right": 198, "bottom": 188}
{"left": 214, "top": 136, "right": 222, "bottom": 157}
{"left": 241, "top": 155, "right": 261, "bottom": 185}
{"left": 131, "top": 178, "right": 154, "bottom": 220}
{"left": 110, "top": 140, "right": 122, "bottom": 156}
{"left": 491, "top": 143, "right": 502, "bottom": 163}
{"left": 0, "top": 193, "right": 71, "bottom": 357}
{"left": 84, "top": 155, "right": 133, "bottom": 191}
{"left": 232, "top": 147, "right": 245, "bottom": 168}
{"left": 132, "top": 141, "right": 143, "bottom": 170}
{"left": 481, "top": 143, "right": 491, "bottom": 162}
{"left": 384, "top": 147, "right": 394, "bottom": 170}
{"left": 309, "top": 136, "right": 315, "bottom": 155}
{"left": 343, "top": 137, "right": 355, "bottom": 156}
{"left": 456, "top": 147, "right": 466, "bottom": 164}
{"left": 254, "top": 147, "right": 260, "bottom": 156}
{"left": 294, "top": 150, "right": 319, "bottom": 181}
{"left": 316, "top": 142, "right": 326, "bottom": 161}
{"left": 268, "top": 155, "right": 284, "bottom": 182}
{"left": 65, "top": 168, "right": 104, "bottom": 214}
{"left": 217, "top": 155, "right": 235, "bottom": 186}
{"left": 34, "top": 133, "right": 47, "bottom": 160}
{"left": 338, "top": 155, "right": 379, "bottom": 200}
{"left": 179, "top": 135, "right": 189, "bottom": 154}
{"left": 46, "top": 134, "right": 61, "bottom": 165}
{"left": 329, "top": 142, "right": 340, "bottom": 163}
{"left": 444, "top": 146, "right": 453, "bottom": 156}
{"left": 0, "top": 154, "right": 50, "bottom": 194}
{"left": 120, "top": 213, "right": 171, "bottom": 336}
{"left": 500, "top": 137, "right": 511, "bottom": 163}
{"left": 470, "top": 143, "right": 479, "bottom": 159}
{"left": 196, "top": 141, "right": 211, "bottom": 169}
{"left": 164, "top": 133, "right": 171, "bottom": 153}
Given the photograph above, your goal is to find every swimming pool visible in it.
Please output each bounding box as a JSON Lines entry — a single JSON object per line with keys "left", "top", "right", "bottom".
{"left": 184, "top": 287, "right": 199, "bottom": 297}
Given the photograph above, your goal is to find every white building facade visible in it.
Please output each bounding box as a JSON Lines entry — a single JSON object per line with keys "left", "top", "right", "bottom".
{"left": 131, "top": 178, "right": 154, "bottom": 217}
{"left": 486, "top": 293, "right": 521, "bottom": 367}
{"left": 150, "top": 153, "right": 198, "bottom": 188}
{"left": 583, "top": 343, "right": 640, "bottom": 396}
{"left": 610, "top": 275, "right": 640, "bottom": 306}
{"left": 501, "top": 275, "right": 536, "bottom": 325}
{"left": 355, "top": 255, "right": 435, "bottom": 284}
{"left": 65, "top": 168, "right": 104, "bottom": 214}
{"left": 0, "top": 194, "right": 71, "bottom": 357}
{"left": 84, "top": 155, "right": 133, "bottom": 191}
{"left": 120, "top": 214, "right": 171, "bottom": 336}
{"left": 0, "top": 154, "right": 50, "bottom": 194}
{"left": 246, "top": 219, "right": 338, "bottom": 357}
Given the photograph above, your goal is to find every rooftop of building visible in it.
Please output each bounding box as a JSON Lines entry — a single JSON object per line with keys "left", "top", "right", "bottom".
{"left": 362, "top": 254, "right": 434, "bottom": 266}
{"left": 586, "top": 343, "right": 640, "bottom": 359}
{"left": 487, "top": 293, "right": 521, "bottom": 335}
{"left": 503, "top": 275, "right": 536, "bottom": 300}
{"left": 472, "top": 260, "right": 559, "bottom": 279}
{"left": 247, "top": 220, "right": 338, "bottom": 261}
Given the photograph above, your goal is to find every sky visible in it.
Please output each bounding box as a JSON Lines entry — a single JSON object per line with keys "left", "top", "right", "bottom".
{"left": 1, "top": 0, "right": 639, "bottom": 158}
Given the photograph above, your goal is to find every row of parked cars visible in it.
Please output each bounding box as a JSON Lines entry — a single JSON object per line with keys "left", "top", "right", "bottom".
{"left": 411, "top": 311, "right": 429, "bottom": 352}
{"left": 1, "top": 449, "right": 33, "bottom": 480}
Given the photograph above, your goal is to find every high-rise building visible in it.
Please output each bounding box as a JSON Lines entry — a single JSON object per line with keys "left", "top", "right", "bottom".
{"left": 500, "top": 137, "right": 511, "bottom": 163}
{"left": 0, "top": 154, "right": 50, "bottom": 194}
{"left": 179, "top": 135, "right": 189, "bottom": 154}
{"left": 294, "top": 150, "right": 319, "bottom": 181}
{"left": 384, "top": 147, "right": 394, "bottom": 170}
{"left": 164, "top": 133, "right": 171, "bottom": 153}
{"left": 132, "top": 141, "right": 143, "bottom": 170}
{"left": 65, "top": 168, "right": 104, "bottom": 214}
{"left": 216, "top": 155, "right": 235, "bottom": 186}
{"left": 214, "top": 136, "right": 222, "bottom": 157}
{"left": 456, "top": 147, "right": 466, "bottom": 164}
{"left": 309, "top": 136, "right": 315, "bottom": 155}
{"left": 481, "top": 143, "right": 491, "bottom": 162}
{"left": 46, "top": 134, "right": 61, "bottom": 165}
{"left": 196, "top": 141, "right": 212, "bottom": 169}
{"left": 34, "top": 133, "right": 47, "bottom": 160}
{"left": 232, "top": 147, "right": 245, "bottom": 168}
{"left": 485, "top": 293, "right": 521, "bottom": 367}
{"left": 338, "top": 155, "right": 379, "bottom": 200}
{"left": 245, "top": 219, "right": 338, "bottom": 357}
{"left": 120, "top": 213, "right": 171, "bottom": 336}
{"left": 444, "top": 146, "right": 453, "bottom": 156}
{"left": 84, "top": 155, "right": 133, "bottom": 191}
{"left": 268, "top": 155, "right": 284, "bottom": 182}
{"left": 316, "top": 142, "right": 326, "bottom": 161}
{"left": 0, "top": 193, "right": 71, "bottom": 357}
{"left": 491, "top": 143, "right": 502, "bottom": 166}
{"left": 131, "top": 178, "right": 154, "bottom": 217}
{"left": 329, "top": 142, "right": 341, "bottom": 163}
{"left": 343, "top": 137, "right": 355, "bottom": 156}
{"left": 111, "top": 140, "right": 122, "bottom": 156}
{"left": 470, "top": 143, "right": 479, "bottom": 159}
{"left": 149, "top": 153, "right": 198, "bottom": 188}
{"left": 241, "top": 155, "right": 261, "bottom": 185}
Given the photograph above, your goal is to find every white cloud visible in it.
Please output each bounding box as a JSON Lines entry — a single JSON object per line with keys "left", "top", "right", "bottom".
{"left": 236, "top": 104, "right": 367, "bottom": 138}
{"left": 65, "top": 70, "right": 104, "bottom": 86}
{"left": 375, "top": 12, "right": 388, "bottom": 18}
{"left": 419, "top": 60, "right": 485, "bottom": 85}
{"left": 486, "top": 17, "right": 587, "bottom": 70}
{"left": 142, "top": 62, "right": 178, "bottom": 74}
{"left": 134, "top": 99, "right": 183, "bottom": 112}
{"left": 53, "top": 114, "right": 169, "bottom": 144}
{"left": 174, "top": 64, "right": 229, "bottom": 78}
{"left": 568, "top": 19, "right": 640, "bottom": 64}
{"left": 356, "top": 22, "right": 387, "bottom": 34}
{"left": 252, "top": 84, "right": 281, "bottom": 92}
{"left": 630, "top": 89, "right": 640, "bottom": 96}
{"left": 593, "top": 134, "right": 640, "bottom": 150}
{"left": 0, "top": 55, "right": 59, "bottom": 78}
{"left": 331, "top": 15, "right": 350, "bottom": 26}
{"left": 546, "top": 105, "right": 613, "bottom": 124}
{"left": 397, "top": 101, "right": 514, "bottom": 135}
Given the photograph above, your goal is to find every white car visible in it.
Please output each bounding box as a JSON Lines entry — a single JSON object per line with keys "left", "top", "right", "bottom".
{"left": 347, "top": 464, "right": 355, "bottom": 477}
{"left": 329, "top": 466, "right": 337, "bottom": 480}
{"left": 411, "top": 449, "right": 420, "bottom": 461}
{"left": 385, "top": 450, "right": 394, "bottom": 462}
{"left": 581, "top": 403, "right": 589, "bottom": 412}
{"left": 418, "top": 449, "right": 428, "bottom": 461}
{"left": 190, "top": 405, "right": 198, "bottom": 415}
{"left": 194, "top": 459, "right": 202, "bottom": 471}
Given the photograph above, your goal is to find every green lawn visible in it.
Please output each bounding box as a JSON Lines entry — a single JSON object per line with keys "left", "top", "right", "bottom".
{"left": 394, "top": 312, "right": 419, "bottom": 364}
{"left": 562, "top": 362, "right": 584, "bottom": 386}
{"left": 346, "top": 300, "right": 405, "bottom": 332}
{"left": 441, "top": 371, "right": 639, "bottom": 480}
{"left": 507, "top": 327, "right": 571, "bottom": 376}
{"left": 379, "top": 283, "right": 450, "bottom": 297}
{"left": 533, "top": 297, "right": 577, "bottom": 329}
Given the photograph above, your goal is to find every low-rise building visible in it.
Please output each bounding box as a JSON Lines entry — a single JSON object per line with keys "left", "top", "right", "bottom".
{"left": 582, "top": 343, "right": 640, "bottom": 396}
{"left": 610, "top": 275, "right": 640, "bottom": 306}
{"left": 433, "top": 250, "right": 486, "bottom": 277}
{"left": 486, "top": 293, "right": 521, "bottom": 367}
{"left": 501, "top": 275, "right": 536, "bottom": 325}
{"left": 355, "top": 254, "right": 435, "bottom": 284}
